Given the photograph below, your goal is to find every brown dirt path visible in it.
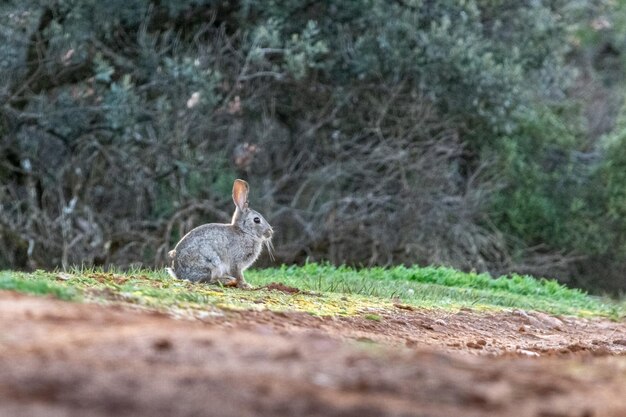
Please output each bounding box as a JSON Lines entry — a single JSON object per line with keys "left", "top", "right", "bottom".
{"left": 1, "top": 290, "right": 626, "bottom": 417}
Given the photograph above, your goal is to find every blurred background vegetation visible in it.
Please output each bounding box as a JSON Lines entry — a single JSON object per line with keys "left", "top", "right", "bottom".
{"left": 3, "top": 0, "right": 626, "bottom": 294}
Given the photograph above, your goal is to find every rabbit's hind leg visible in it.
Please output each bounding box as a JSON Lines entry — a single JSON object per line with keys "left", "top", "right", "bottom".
{"left": 179, "top": 252, "right": 221, "bottom": 283}
{"left": 175, "top": 258, "right": 219, "bottom": 283}
{"left": 195, "top": 255, "right": 237, "bottom": 286}
{"left": 171, "top": 251, "right": 210, "bottom": 282}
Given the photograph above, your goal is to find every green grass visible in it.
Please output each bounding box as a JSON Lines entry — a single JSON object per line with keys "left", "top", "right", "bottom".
{"left": 0, "top": 263, "right": 624, "bottom": 319}
{"left": 0, "top": 270, "right": 78, "bottom": 301}
{"left": 247, "top": 263, "right": 625, "bottom": 318}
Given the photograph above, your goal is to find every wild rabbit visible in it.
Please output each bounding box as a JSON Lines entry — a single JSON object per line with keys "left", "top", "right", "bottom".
{"left": 167, "top": 179, "right": 273, "bottom": 288}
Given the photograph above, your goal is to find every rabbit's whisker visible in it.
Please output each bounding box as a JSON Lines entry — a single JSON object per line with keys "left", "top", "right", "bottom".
{"left": 265, "top": 239, "right": 276, "bottom": 262}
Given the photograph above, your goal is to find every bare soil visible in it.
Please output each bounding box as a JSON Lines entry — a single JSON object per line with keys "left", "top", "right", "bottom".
{"left": 1, "top": 290, "right": 626, "bottom": 417}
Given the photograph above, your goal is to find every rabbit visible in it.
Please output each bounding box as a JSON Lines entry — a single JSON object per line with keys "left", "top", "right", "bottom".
{"left": 167, "top": 179, "right": 273, "bottom": 288}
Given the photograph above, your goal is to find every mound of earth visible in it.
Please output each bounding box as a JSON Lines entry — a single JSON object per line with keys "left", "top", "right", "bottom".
{"left": 1, "top": 290, "right": 625, "bottom": 417}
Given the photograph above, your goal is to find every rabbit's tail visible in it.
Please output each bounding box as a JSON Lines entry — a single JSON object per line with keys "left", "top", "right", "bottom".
{"left": 166, "top": 267, "right": 178, "bottom": 279}
{"left": 166, "top": 249, "right": 177, "bottom": 279}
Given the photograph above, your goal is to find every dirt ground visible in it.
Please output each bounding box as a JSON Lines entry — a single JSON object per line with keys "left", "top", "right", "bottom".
{"left": 1, "top": 290, "right": 626, "bottom": 417}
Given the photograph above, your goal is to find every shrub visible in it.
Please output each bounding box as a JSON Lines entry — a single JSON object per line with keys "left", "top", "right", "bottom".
{"left": 1, "top": 0, "right": 624, "bottom": 293}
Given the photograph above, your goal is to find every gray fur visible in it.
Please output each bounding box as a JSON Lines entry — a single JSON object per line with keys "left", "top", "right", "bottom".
{"left": 168, "top": 179, "right": 273, "bottom": 288}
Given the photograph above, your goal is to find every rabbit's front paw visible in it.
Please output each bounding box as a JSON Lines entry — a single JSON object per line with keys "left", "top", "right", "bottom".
{"left": 237, "top": 281, "right": 252, "bottom": 289}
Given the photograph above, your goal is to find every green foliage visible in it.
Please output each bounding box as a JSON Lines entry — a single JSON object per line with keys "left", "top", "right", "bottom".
{"left": 573, "top": 0, "right": 626, "bottom": 86}
{"left": 104, "top": 75, "right": 142, "bottom": 131}
{"left": 490, "top": 104, "right": 589, "bottom": 247}
{"left": 587, "top": 99, "right": 626, "bottom": 258}
{"left": 3, "top": 0, "right": 626, "bottom": 294}
{"left": 241, "top": 0, "right": 584, "bottom": 137}
{"left": 249, "top": 18, "right": 328, "bottom": 80}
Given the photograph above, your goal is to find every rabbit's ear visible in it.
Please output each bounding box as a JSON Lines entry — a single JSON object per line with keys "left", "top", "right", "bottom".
{"left": 232, "top": 179, "right": 249, "bottom": 210}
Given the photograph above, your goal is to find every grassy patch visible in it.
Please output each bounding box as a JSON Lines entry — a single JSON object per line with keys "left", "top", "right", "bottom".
{"left": 0, "top": 270, "right": 78, "bottom": 301}
{"left": 247, "top": 264, "right": 625, "bottom": 318}
{"left": 0, "top": 264, "right": 624, "bottom": 319}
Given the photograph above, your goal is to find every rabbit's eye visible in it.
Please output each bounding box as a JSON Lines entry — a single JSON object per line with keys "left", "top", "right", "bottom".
{"left": 253, "top": 217, "right": 261, "bottom": 224}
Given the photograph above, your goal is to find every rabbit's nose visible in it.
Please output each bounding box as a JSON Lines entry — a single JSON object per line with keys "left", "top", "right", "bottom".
{"left": 264, "top": 229, "right": 273, "bottom": 238}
